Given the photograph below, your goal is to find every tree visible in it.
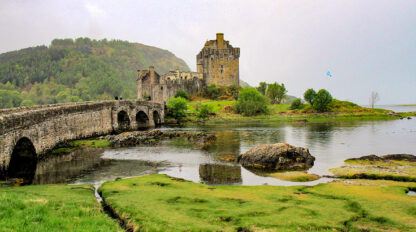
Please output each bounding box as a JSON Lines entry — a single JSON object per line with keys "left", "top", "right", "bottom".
{"left": 290, "top": 98, "right": 303, "bottom": 110}
{"left": 234, "top": 88, "right": 269, "bottom": 116}
{"left": 312, "top": 89, "right": 333, "bottom": 112}
{"left": 166, "top": 97, "right": 188, "bottom": 121}
{"left": 370, "top": 91, "right": 380, "bottom": 108}
{"left": 266, "top": 82, "right": 287, "bottom": 104}
{"left": 175, "top": 90, "right": 190, "bottom": 100}
{"left": 256, "top": 82, "right": 267, "bottom": 95}
{"left": 304, "top": 88, "right": 316, "bottom": 104}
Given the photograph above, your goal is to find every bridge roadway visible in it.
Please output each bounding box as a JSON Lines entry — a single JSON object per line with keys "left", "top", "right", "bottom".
{"left": 0, "top": 100, "right": 164, "bottom": 183}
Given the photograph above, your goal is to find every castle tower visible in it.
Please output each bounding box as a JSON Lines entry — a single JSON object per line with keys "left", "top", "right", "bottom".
{"left": 196, "top": 33, "right": 240, "bottom": 87}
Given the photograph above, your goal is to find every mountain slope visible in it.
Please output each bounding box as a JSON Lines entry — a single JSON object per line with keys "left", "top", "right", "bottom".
{"left": 0, "top": 38, "right": 189, "bottom": 108}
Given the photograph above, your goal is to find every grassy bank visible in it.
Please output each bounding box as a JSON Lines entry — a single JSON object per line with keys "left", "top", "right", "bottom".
{"left": 330, "top": 159, "right": 416, "bottom": 182}
{"left": 0, "top": 184, "right": 120, "bottom": 231}
{"left": 52, "top": 139, "right": 110, "bottom": 154}
{"left": 182, "top": 99, "right": 413, "bottom": 123}
{"left": 99, "top": 174, "right": 416, "bottom": 232}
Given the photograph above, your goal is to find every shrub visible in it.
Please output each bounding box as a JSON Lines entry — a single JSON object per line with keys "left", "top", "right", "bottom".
{"left": 166, "top": 97, "right": 188, "bottom": 121}
{"left": 197, "top": 104, "right": 214, "bottom": 119}
{"left": 304, "top": 88, "right": 316, "bottom": 104}
{"left": 290, "top": 98, "right": 303, "bottom": 110}
{"left": 203, "top": 84, "right": 220, "bottom": 100}
{"left": 234, "top": 88, "right": 269, "bottom": 116}
{"left": 312, "top": 89, "right": 333, "bottom": 112}
{"left": 175, "top": 90, "right": 190, "bottom": 100}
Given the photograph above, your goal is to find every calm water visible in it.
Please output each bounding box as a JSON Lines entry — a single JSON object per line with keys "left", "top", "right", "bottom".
{"left": 34, "top": 117, "right": 416, "bottom": 187}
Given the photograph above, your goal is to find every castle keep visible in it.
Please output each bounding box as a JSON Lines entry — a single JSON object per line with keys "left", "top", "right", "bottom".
{"left": 197, "top": 33, "right": 240, "bottom": 87}
{"left": 137, "top": 33, "right": 240, "bottom": 103}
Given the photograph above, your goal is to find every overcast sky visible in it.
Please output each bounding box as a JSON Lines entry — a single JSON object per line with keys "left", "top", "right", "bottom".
{"left": 1, "top": 0, "right": 415, "bottom": 104}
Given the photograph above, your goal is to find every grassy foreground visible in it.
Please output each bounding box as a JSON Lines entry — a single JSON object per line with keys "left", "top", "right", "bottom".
{"left": 0, "top": 184, "right": 120, "bottom": 232}
{"left": 99, "top": 174, "right": 416, "bottom": 232}
{"left": 184, "top": 99, "right": 412, "bottom": 123}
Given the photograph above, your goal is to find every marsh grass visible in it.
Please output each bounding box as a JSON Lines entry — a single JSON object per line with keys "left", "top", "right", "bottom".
{"left": 99, "top": 174, "right": 416, "bottom": 232}
{"left": 0, "top": 184, "right": 121, "bottom": 232}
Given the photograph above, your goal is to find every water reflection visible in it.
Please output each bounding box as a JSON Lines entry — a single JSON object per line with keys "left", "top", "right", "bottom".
{"left": 199, "top": 164, "right": 242, "bottom": 185}
{"left": 20, "top": 118, "right": 416, "bottom": 186}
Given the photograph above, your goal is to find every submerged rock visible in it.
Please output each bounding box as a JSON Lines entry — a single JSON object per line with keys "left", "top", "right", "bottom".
{"left": 238, "top": 143, "right": 315, "bottom": 171}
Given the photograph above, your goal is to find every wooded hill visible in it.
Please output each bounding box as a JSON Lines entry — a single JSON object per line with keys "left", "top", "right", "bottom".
{"left": 0, "top": 38, "right": 190, "bottom": 108}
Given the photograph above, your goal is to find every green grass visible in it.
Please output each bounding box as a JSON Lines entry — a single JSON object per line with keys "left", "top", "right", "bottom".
{"left": 99, "top": 174, "right": 416, "bottom": 232}
{"left": 184, "top": 98, "right": 409, "bottom": 123}
{"left": 0, "top": 184, "right": 121, "bottom": 232}
{"left": 330, "top": 159, "right": 416, "bottom": 182}
{"left": 52, "top": 139, "right": 110, "bottom": 154}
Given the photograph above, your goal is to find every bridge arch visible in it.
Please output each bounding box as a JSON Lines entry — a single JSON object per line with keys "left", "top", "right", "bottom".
{"left": 117, "top": 110, "right": 131, "bottom": 131}
{"left": 136, "top": 111, "right": 149, "bottom": 129}
{"left": 8, "top": 137, "right": 37, "bottom": 184}
{"left": 153, "top": 110, "right": 162, "bottom": 126}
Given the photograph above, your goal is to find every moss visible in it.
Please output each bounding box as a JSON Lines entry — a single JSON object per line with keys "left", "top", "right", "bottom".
{"left": 69, "top": 139, "right": 110, "bottom": 148}
{"left": 267, "top": 171, "right": 320, "bottom": 182}
{"left": 99, "top": 175, "right": 416, "bottom": 232}
{"left": 330, "top": 159, "right": 416, "bottom": 182}
{"left": 0, "top": 184, "right": 121, "bottom": 231}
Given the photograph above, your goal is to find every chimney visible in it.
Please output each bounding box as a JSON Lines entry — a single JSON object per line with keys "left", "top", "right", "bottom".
{"left": 216, "top": 33, "right": 224, "bottom": 49}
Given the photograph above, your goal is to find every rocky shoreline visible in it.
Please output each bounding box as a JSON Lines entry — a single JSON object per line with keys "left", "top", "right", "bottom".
{"left": 99, "top": 129, "right": 216, "bottom": 147}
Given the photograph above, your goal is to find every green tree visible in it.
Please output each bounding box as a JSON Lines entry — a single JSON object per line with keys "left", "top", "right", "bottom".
{"left": 234, "top": 88, "right": 269, "bottom": 116}
{"left": 313, "top": 89, "right": 333, "bottom": 112}
{"left": 290, "top": 98, "right": 303, "bottom": 110}
{"left": 256, "top": 82, "right": 267, "bottom": 95}
{"left": 20, "top": 99, "right": 34, "bottom": 107}
{"left": 175, "top": 90, "right": 190, "bottom": 100}
{"left": 0, "top": 90, "right": 22, "bottom": 108}
{"left": 166, "top": 97, "right": 188, "bottom": 121}
{"left": 197, "top": 104, "right": 214, "bottom": 119}
{"left": 304, "top": 88, "right": 316, "bottom": 104}
{"left": 266, "top": 82, "right": 287, "bottom": 104}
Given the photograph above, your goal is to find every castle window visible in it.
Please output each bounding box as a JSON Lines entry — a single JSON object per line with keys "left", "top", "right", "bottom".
{"left": 161, "top": 86, "right": 163, "bottom": 90}
{"left": 221, "top": 65, "right": 224, "bottom": 74}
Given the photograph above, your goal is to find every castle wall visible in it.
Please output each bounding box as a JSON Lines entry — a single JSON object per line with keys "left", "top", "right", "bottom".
{"left": 137, "top": 69, "right": 204, "bottom": 104}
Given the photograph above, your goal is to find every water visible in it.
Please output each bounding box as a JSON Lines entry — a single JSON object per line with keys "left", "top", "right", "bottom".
{"left": 33, "top": 118, "right": 416, "bottom": 186}
{"left": 370, "top": 105, "right": 416, "bottom": 113}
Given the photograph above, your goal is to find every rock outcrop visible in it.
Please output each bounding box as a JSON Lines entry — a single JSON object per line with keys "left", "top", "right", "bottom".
{"left": 346, "top": 154, "right": 416, "bottom": 162}
{"left": 100, "top": 129, "right": 216, "bottom": 147}
{"left": 238, "top": 143, "right": 315, "bottom": 171}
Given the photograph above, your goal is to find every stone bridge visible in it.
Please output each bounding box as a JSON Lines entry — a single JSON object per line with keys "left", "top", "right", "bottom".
{"left": 0, "top": 100, "right": 164, "bottom": 183}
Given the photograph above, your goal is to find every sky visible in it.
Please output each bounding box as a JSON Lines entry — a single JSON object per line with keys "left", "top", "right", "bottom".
{"left": 0, "top": 0, "right": 415, "bottom": 105}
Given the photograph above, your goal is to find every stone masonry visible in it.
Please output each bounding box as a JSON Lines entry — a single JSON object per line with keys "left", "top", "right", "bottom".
{"left": 0, "top": 100, "right": 164, "bottom": 176}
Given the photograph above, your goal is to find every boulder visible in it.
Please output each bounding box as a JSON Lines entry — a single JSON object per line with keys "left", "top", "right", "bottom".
{"left": 237, "top": 143, "right": 315, "bottom": 171}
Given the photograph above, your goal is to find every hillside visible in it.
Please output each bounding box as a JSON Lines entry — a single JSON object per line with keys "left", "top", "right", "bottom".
{"left": 0, "top": 38, "right": 190, "bottom": 108}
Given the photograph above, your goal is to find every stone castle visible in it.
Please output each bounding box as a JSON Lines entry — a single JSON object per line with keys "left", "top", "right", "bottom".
{"left": 137, "top": 33, "right": 240, "bottom": 103}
